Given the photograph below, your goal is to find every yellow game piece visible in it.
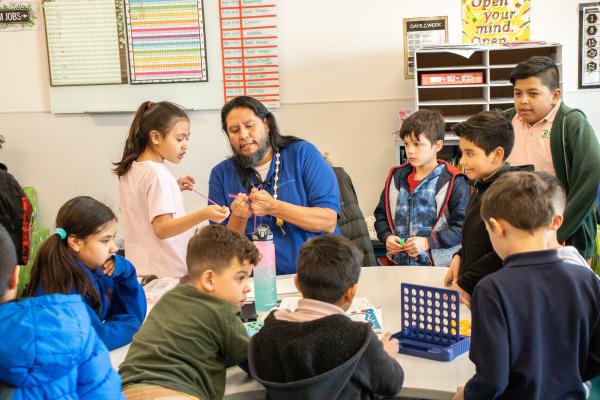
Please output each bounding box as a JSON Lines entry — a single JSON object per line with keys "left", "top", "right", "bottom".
{"left": 459, "top": 320, "right": 471, "bottom": 336}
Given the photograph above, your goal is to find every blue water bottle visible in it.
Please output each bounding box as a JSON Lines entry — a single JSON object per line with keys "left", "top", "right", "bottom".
{"left": 252, "top": 224, "right": 277, "bottom": 318}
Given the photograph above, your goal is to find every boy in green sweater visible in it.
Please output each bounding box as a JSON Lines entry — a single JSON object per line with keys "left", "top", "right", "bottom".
{"left": 119, "top": 225, "right": 259, "bottom": 399}
{"left": 505, "top": 56, "right": 600, "bottom": 260}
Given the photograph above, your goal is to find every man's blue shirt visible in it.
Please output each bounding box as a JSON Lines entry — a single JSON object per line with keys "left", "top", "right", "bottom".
{"left": 209, "top": 140, "right": 340, "bottom": 274}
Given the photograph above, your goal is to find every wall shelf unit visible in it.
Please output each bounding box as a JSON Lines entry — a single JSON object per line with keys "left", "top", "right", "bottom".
{"left": 395, "top": 43, "right": 562, "bottom": 165}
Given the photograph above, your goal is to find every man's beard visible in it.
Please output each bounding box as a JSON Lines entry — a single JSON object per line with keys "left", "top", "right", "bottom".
{"left": 232, "top": 135, "right": 271, "bottom": 168}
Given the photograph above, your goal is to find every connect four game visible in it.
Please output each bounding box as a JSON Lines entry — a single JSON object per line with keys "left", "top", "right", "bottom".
{"left": 393, "top": 283, "right": 470, "bottom": 361}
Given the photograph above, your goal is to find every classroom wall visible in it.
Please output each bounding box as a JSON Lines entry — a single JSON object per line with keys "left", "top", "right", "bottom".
{"left": 1, "top": 0, "right": 599, "bottom": 234}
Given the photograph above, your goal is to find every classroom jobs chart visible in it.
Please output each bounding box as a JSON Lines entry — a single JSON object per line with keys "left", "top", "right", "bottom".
{"left": 43, "top": 0, "right": 128, "bottom": 86}
{"left": 219, "top": 0, "right": 280, "bottom": 107}
{"left": 125, "top": 0, "right": 208, "bottom": 83}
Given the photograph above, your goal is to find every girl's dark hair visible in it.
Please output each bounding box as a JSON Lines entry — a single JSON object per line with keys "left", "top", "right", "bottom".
{"left": 23, "top": 196, "right": 116, "bottom": 314}
{"left": 0, "top": 134, "right": 4, "bottom": 149}
{"left": 221, "top": 96, "right": 302, "bottom": 190}
{"left": 113, "top": 101, "right": 189, "bottom": 176}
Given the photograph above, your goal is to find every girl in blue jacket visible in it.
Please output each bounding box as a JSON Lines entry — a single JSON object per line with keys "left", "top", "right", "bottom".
{"left": 23, "top": 196, "right": 146, "bottom": 350}
{"left": 0, "top": 222, "right": 123, "bottom": 399}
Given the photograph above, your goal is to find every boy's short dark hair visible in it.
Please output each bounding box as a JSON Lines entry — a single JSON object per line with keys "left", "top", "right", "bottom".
{"left": 399, "top": 109, "right": 445, "bottom": 144}
{"left": 509, "top": 56, "right": 560, "bottom": 91}
{"left": 186, "top": 224, "right": 259, "bottom": 281}
{"left": 536, "top": 171, "right": 566, "bottom": 215}
{"left": 296, "top": 235, "right": 362, "bottom": 304}
{"left": 480, "top": 172, "right": 554, "bottom": 234}
{"left": 453, "top": 109, "right": 514, "bottom": 159}
{"left": 0, "top": 224, "right": 17, "bottom": 298}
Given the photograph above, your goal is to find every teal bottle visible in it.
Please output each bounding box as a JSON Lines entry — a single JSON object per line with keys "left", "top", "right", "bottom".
{"left": 252, "top": 224, "right": 277, "bottom": 316}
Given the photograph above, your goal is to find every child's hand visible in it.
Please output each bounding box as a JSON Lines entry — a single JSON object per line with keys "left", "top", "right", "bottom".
{"left": 204, "top": 205, "right": 230, "bottom": 223}
{"left": 404, "top": 237, "right": 430, "bottom": 257}
{"left": 177, "top": 175, "right": 196, "bottom": 191}
{"left": 451, "top": 387, "right": 465, "bottom": 400}
{"left": 381, "top": 332, "right": 399, "bottom": 358}
{"left": 231, "top": 193, "right": 252, "bottom": 219}
{"left": 444, "top": 255, "right": 461, "bottom": 287}
{"left": 103, "top": 258, "right": 115, "bottom": 276}
{"left": 451, "top": 282, "right": 471, "bottom": 309}
{"left": 385, "top": 235, "right": 405, "bottom": 253}
{"left": 249, "top": 188, "right": 276, "bottom": 217}
{"left": 103, "top": 256, "right": 125, "bottom": 278}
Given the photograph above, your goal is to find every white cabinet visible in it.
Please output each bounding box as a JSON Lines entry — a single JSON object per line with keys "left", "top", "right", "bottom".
{"left": 395, "top": 43, "right": 562, "bottom": 165}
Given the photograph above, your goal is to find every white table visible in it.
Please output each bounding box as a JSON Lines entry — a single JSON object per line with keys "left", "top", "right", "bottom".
{"left": 111, "top": 267, "right": 475, "bottom": 400}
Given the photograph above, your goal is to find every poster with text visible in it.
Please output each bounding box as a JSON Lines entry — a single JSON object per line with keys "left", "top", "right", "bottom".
{"left": 403, "top": 16, "right": 448, "bottom": 79}
{"left": 462, "top": 0, "right": 531, "bottom": 44}
{"left": 219, "top": 0, "right": 280, "bottom": 107}
{"left": 579, "top": 2, "right": 600, "bottom": 89}
{"left": 0, "top": 1, "right": 38, "bottom": 31}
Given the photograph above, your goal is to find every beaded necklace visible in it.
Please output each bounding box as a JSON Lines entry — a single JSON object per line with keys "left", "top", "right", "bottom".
{"left": 272, "top": 149, "right": 286, "bottom": 235}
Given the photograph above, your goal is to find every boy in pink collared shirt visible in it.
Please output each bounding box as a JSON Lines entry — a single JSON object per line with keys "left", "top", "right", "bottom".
{"left": 504, "top": 56, "right": 600, "bottom": 261}
{"left": 248, "top": 235, "right": 404, "bottom": 399}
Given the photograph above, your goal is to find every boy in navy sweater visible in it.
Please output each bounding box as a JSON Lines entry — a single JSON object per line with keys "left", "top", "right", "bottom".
{"left": 453, "top": 172, "right": 600, "bottom": 400}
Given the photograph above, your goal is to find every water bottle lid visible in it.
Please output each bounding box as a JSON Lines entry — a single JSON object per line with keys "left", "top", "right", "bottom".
{"left": 252, "top": 224, "right": 273, "bottom": 241}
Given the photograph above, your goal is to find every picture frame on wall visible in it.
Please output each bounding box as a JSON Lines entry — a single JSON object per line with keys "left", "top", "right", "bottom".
{"left": 579, "top": 2, "right": 600, "bottom": 89}
{"left": 403, "top": 16, "right": 448, "bottom": 80}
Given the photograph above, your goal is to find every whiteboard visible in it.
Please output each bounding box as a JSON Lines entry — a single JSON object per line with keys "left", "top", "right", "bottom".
{"left": 47, "top": 0, "right": 225, "bottom": 113}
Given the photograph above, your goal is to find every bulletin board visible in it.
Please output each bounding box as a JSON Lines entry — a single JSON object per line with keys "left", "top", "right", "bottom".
{"left": 44, "top": 0, "right": 225, "bottom": 113}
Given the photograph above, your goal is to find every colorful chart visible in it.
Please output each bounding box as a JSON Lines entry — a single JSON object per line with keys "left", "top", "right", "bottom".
{"left": 219, "top": 0, "right": 280, "bottom": 107}
{"left": 43, "top": 0, "right": 127, "bottom": 86}
{"left": 125, "top": 0, "right": 208, "bottom": 84}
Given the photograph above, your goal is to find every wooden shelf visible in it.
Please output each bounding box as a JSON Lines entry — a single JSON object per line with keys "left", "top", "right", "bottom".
{"left": 418, "top": 98, "right": 487, "bottom": 106}
{"left": 489, "top": 80, "right": 512, "bottom": 86}
{"left": 417, "top": 65, "right": 486, "bottom": 71}
{"left": 418, "top": 84, "right": 487, "bottom": 89}
{"left": 489, "top": 63, "right": 518, "bottom": 69}
{"left": 443, "top": 115, "right": 472, "bottom": 123}
{"left": 404, "top": 43, "right": 562, "bottom": 165}
{"left": 489, "top": 97, "right": 514, "bottom": 104}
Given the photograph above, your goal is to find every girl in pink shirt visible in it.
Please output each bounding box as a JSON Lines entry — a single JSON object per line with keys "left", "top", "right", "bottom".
{"left": 114, "top": 101, "right": 230, "bottom": 277}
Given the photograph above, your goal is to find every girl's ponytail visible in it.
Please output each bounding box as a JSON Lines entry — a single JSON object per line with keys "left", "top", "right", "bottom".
{"left": 22, "top": 196, "right": 116, "bottom": 315}
{"left": 23, "top": 233, "right": 101, "bottom": 313}
{"left": 113, "top": 101, "right": 189, "bottom": 176}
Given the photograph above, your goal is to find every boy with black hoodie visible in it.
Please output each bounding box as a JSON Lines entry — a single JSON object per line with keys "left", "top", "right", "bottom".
{"left": 248, "top": 235, "right": 404, "bottom": 399}
{"left": 443, "top": 110, "right": 521, "bottom": 305}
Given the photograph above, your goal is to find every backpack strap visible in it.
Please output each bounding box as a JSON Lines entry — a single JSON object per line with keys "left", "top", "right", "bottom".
{"left": 0, "top": 381, "right": 14, "bottom": 400}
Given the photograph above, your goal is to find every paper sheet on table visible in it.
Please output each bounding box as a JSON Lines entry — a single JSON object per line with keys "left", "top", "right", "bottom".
{"left": 278, "top": 296, "right": 384, "bottom": 333}
{"left": 144, "top": 278, "right": 179, "bottom": 304}
{"left": 247, "top": 276, "right": 299, "bottom": 300}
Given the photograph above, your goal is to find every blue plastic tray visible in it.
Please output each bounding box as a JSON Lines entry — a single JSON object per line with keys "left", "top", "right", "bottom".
{"left": 392, "top": 283, "right": 470, "bottom": 361}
